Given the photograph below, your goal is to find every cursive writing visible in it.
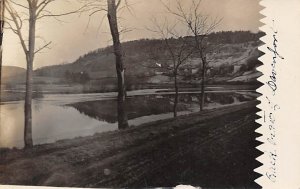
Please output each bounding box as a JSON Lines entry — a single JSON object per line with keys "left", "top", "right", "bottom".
{"left": 265, "top": 96, "right": 280, "bottom": 183}
{"left": 264, "top": 20, "right": 283, "bottom": 183}
{"left": 266, "top": 20, "right": 284, "bottom": 95}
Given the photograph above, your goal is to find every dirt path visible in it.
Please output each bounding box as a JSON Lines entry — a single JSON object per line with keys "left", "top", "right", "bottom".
{"left": 0, "top": 101, "right": 261, "bottom": 188}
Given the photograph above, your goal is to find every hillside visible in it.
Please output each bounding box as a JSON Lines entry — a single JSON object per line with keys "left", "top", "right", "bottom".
{"left": 0, "top": 31, "right": 263, "bottom": 93}
{"left": 35, "top": 31, "right": 263, "bottom": 86}
{"left": 1, "top": 66, "right": 26, "bottom": 79}
{"left": 1, "top": 66, "right": 26, "bottom": 84}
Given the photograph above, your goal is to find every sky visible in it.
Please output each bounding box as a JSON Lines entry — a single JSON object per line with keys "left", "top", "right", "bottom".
{"left": 3, "top": 0, "right": 262, "bottom": 69}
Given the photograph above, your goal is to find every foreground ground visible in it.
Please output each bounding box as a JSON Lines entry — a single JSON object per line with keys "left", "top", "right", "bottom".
{"left": 0, "top": 101, "right": 261, "bottom": 188}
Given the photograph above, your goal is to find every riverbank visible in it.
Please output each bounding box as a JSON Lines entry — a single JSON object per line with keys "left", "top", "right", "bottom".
{"left": 0, "top": 84, "right": 259, "bottom": 103}
{"left": 0, "top": 91, "right": 43, "bottom": 103}
{"left": 0, "top": 101, "right": 261, "bottom": 188}
{"left": 0, "top": 91, "right": 25, "bottom": 102}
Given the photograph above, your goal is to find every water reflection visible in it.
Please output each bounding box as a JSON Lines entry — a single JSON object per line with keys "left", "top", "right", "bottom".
{"left": 0, "top": 91, "right": 256, "bottom": 149}
{"left": 0, "top": 101, "right": 117, "bottom": 149}
{"left": 70, "top": 92, "right": 255, "bottom": 123}
{"left": 69, "top": 95, "right": 187, "bottom": 124}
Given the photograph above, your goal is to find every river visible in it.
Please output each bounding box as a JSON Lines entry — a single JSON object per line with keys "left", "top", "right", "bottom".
{"left": 0, "top": 88, "right": 257, "bottom": 149}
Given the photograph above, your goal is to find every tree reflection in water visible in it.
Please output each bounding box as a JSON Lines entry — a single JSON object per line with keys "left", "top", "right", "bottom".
{"left": 70, "top": 92, "right": 255, "bottom": 125}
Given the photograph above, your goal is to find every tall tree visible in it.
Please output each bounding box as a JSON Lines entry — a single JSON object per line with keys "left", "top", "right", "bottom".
{"left": 107, "top": 0, "right": 128, "bottom": 129}
{"left": 82, "top": 0, "right": 130, "bottom": 129}
{"left": 0, "top": 0, "right": 4, "bottom": 101}
{"left": 161, "top": 0, "right": 221, "bottom": 111}
{"left": 5, "top": 0, "right": 83, "bottom": 148}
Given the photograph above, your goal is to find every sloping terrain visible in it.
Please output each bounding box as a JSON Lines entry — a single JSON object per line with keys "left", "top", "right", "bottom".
{"left": 1, "top": 66, "right": 26, "bottom": 84}
{"left": 2, "top": 31, "right": 263, "bottom": 94}
{"left": 34, "top": 31, "right": 263, "bottom": 85}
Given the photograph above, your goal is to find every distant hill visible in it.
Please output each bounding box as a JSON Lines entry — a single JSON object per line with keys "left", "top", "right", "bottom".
{"left": 1, "top": 66, "right": 26, "bottom": 84}
{"left": 34, "top": 31, "right": 264, "bottom": 86}
{"left": 2, "top": 66, "right": 26, "bottom": 78}
{"left": 9, "top": 30, "right": 263, "bottom": 94}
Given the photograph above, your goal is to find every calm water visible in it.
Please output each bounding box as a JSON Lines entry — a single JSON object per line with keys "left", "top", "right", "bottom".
{"left": 0, "top": 89, "right": 257, "bottom": 149}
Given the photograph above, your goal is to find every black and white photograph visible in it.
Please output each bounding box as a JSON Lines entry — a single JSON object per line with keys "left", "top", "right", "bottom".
{"left": 0, "top": 0, "right": 264, "bottom": 188}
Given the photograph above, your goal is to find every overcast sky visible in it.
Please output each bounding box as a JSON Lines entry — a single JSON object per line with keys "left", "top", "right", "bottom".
{"left": 3, "top": 0, "right": 262, "bottom": 69}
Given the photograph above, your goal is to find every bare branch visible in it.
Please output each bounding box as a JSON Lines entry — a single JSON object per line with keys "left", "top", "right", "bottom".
{"left": 8, "top": 1, "right": 29, "bottom": 10}
{"left": 147, "top": 16, "right": 194, "bottom": 78}
{"left": 34, "top": 41, "right": 52, "bottom": 54}
{"left": 5, "top": 1, "right": 28, "bottom": 53}
{"left": 116, "top": 0, "right": 122, "bottom": 9}
{"left": 37, "top": 4, "right": 87, "bottom": 19}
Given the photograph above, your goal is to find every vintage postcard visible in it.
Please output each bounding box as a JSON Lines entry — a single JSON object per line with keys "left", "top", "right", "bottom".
{"left": 0, "top": 0, "right": 299, "bottom": 188}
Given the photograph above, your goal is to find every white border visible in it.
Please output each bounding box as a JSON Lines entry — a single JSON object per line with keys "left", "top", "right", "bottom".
{"left": 256, "top": 0, "right": 300, "bottom": 188}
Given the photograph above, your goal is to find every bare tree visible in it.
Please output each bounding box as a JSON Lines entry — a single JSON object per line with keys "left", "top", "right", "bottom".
{"left": 0, "top": 0, "right": 4, "bottom": 101}
{"left": 107, "top": 0, "right": 129, "bottom": 129}
{"left": 148, "top": 18, "right": 193, "bottom": 117}
{"left": 5, "top": 0, "right": 84, "bottom": 148}
{"left": 81, "top": 0, "right": 133, "bottom": 129}
{"left": 161, "top": 0, "right": 221, "bottom": 111}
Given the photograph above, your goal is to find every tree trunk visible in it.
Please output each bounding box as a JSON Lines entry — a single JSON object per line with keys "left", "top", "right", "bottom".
{"left": 24, "top": 58, "right": 33, "bottom": 148}
{"left": 200, "top": 61, "right": 205, "bottom": 111}
{"left": 194, "top": 36, "right": 206, "bottom": 112}
{"left": 0, "top": 0, "right": 4, "bottom": 130}
{"left": 24, "top": 9, "right": 36, "bottom": 148}
{"left": 173, "top": 73, "right": 178, "bottom": 117}
{"left": 0, "top": 0, "right": 4, "bottom": 102}
{"left": 107, "top": 0, "right": 129, "bottom": 129}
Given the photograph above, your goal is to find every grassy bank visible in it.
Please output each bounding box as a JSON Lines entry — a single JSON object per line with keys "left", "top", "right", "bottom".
{"left": 0, "top": 101, "right": 261, "bottom": 188}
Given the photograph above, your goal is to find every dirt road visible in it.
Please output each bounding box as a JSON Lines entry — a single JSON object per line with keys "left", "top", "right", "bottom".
{"left": 0, "top": 101, "right": 261, "bottom": 188}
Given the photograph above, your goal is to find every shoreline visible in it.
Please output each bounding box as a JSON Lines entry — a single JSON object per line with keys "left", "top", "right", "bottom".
{"left": 0, "top": 84, "right": 260, "bottom": 103}
{"left": 0, "top": 101, "right": 260, "bottom": 188}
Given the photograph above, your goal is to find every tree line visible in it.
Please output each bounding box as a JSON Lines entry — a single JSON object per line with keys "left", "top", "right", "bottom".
{"left": 73, "top": 31, "right": 263, "bottom": 63}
